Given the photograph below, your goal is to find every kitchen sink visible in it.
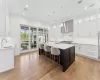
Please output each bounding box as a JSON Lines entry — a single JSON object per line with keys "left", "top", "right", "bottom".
{"left": 3, "top": 46, "right": 13, "bottom": 48}
{"left": 60, "top": 41, "right": 73, "bottom": 44}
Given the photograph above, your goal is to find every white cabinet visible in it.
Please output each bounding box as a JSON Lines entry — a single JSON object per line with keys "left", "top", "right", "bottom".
{"left": 79, "top": 22, "right": 90, "bottom": 37}
{"left": 74, "top": 43, "right": 81, "bottom": 54}
{"left": 74, "top": 19, "right": 98, "bottom": 37}
{"left": 0, "top": 48, "right": 14, "bottom": 73}
{"left": 88, "top": 20, "right": 98, "bottom": 37}
{"left": 83, "top": 45, "right": 98, "bottom": 58}
{"left": 74, "top": 21, "right": 89, "bottom": 37}
{"left": 0, "top": 0, "right": 9, "bottom": 36}
{"left": 74, "top": 43, "right": 98, "bottom": 59}
{"left": 0, "top": 0, "right": 6, "bottom": 36}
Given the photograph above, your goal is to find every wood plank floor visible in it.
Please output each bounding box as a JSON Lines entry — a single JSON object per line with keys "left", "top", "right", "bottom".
{"left": 0, "top": 51, "right": 100, "bottom": 80}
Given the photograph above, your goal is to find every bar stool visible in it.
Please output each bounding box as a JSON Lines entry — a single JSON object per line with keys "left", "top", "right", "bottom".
{"left": 39, "top": 44, "right": 44, "bottom": 55}
{"left": 44, "top": 45, "right": 51, "bottom": 57}
{"left": 51, "top": 47, "right": 60, "bottom": 64}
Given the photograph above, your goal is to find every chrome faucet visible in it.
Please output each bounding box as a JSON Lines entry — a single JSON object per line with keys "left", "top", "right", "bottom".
{"left": 1, "top": 39, "right": 7, "bottom": 47}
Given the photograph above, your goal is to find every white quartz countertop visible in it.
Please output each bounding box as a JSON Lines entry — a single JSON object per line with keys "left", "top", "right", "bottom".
{"left": 55, "top": 38, "right": 98, "bottom": 46}
{"left": 72, "top": 41, "right": 98, "bottom": 45}
{"left": 45, "top": 42, "right": 74, "bottom": 49}
{"left": 72, "top": 38, "right": 98, "bottom": 45}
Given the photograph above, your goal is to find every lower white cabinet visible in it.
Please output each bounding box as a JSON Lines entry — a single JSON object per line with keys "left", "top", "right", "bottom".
{"left": 73, "top": 43, "right": 98, "bottom": 59}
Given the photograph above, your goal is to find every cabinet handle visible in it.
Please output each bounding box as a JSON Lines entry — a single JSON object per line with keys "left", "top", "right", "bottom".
{"left": 79, "top": 47, "right": 80, "bottom": 50}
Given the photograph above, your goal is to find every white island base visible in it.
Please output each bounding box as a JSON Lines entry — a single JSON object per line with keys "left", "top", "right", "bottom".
{"left": 0, "top": 48, "right": 14, "bottom": 73}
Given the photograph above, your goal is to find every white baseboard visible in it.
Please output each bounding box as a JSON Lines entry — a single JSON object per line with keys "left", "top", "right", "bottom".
{"left": 75, "top": 53, "right": 100, "bottom": 61}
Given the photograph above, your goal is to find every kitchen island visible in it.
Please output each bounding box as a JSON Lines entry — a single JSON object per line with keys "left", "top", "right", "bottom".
{"left": 39, "top": 43, "right": 75, "bottom": 72}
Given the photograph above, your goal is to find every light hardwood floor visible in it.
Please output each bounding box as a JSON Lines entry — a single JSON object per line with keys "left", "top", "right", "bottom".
{"left": 0, "top": 51, "right": 100, "bottom": 80}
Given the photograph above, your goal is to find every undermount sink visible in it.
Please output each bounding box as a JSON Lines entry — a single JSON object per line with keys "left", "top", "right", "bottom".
{"left": 60, "top": 41, "right": 73, "bottom": 44}
{"left": 3, "top": 46, "right": 13, "bottom": 48}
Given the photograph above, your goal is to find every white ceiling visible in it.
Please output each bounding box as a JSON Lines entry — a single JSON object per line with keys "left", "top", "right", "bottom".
{"left": 8, "top": 0, "right": 100, "bottom": 24}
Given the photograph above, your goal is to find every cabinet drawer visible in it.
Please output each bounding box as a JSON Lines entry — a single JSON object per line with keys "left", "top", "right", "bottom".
{"left": 85, "top": 50, "right": 98, "bottom": 58}
{"left": 73, "top": 44, "right": 81, "bottom": 54}
{"left": 81, "top": 44, "right": 98, "bottom": 58}
{"left": 86, "top": 45, "right": 98, "bottom": 52}
{"left": 75, "top": 46, "right": 80, "bottom": 53}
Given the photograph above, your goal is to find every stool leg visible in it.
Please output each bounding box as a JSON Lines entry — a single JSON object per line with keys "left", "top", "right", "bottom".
{"left": 51, "top": 54, "right": 53, "bottom": 60}
{"left": 50, "top": 54, "right": 52, "bottom": 59}
{"left": 54, "top": 55, "right": 55, "bottom": 62}
{"left": 45, "top": 52, "right": 47, "bottom": 56}
{"left": 58, "top": 56, "right": 60, "bottom": 64}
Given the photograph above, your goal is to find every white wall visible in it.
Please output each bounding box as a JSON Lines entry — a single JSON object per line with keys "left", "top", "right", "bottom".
{"left": 49, "top": 25, "right": 62, "bottom": 40}
{"left": 9, "top": 14, "right": 50, "bottom": 56}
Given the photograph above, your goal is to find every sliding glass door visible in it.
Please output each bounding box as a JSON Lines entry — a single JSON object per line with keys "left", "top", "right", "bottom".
{"left": 38, "top": 28, "right": 44, "bottom": 43}
{"left": 21, "top": 26, "right": 29, "bottom": 53}
{"left": 20, "top": 26, "right": 48, "bottom": 53}
{"left": 44, "top": 29, "right": 48, "bottom": 42}
{"left": 30, "top": 28, "right": 37, "bottom": 51}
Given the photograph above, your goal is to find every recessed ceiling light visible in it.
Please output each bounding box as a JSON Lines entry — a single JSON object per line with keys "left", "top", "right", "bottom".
{"left": 78, "top": 20, "right": 82, "bottom": 23}
{"left": 84, "top": 6, "right": 87, "bottom": 10}
{"left": 68, "top": 14, "right": 70, "bottom": 16}
{"left": 97, "top": 14, "right": 100, "bottom": 18}
{"left": 22, "top": 13, "right": 25, "bottom": 15}
{"left": 59, "top": 23, "right": 63, "bottom": 27}
{"left": 48, "top": 27, "right": 50, "bottom": 30}
{"left": 53, "top": 26, "right": 56, "bottom": 28}
{"left": 26, "top": 5, "right": 28, "bottom": 8}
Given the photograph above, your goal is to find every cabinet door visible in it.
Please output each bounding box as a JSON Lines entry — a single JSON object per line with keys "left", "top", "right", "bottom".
{"left": 73, "top": 23, "right": 79, "bottom": 37}
{"left": 79, "top": 22, "right": 89, "bottom": 37}
{"left": 74, "top": 22, "right": 89, "bottom": 37}
{"left": 80, "top": 44, "right": 98, "bottom": 58}
{"left": 74, "top": 44, "right": 80, "bottom": 54}
{"left": 74, "top": 23, "right": 81, "bottom": 36}
{"left": 0, "top": 0, "right": 6, "bottom": 36}
{"left": 86, "top": 45, "right": 98, "bottom": 58}
{"left": 89, "top": 20, "right": 98, "bottom": 37}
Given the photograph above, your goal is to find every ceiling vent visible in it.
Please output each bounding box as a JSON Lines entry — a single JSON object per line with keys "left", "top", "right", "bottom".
{"left": 78, "top": 0, "right": 82, "bottom": 4}
{"left": 89, "top": 4, "right": 95, "bottom": 8}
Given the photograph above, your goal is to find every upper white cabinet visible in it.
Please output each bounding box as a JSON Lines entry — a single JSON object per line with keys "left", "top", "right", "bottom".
{"left": 74, "top": 19, "right": 98, "bottom": 37}
{"left": 74, "top": 21, "right": 89, "bottom": 37}
{"left": 88, "top": 20, "right": 98, "bottom": 37}
{"left": 0, "top": 0, "right": 6, "bottom": 36}
{"left": 0, "top": 0, "right": 9, "bottom": 36}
